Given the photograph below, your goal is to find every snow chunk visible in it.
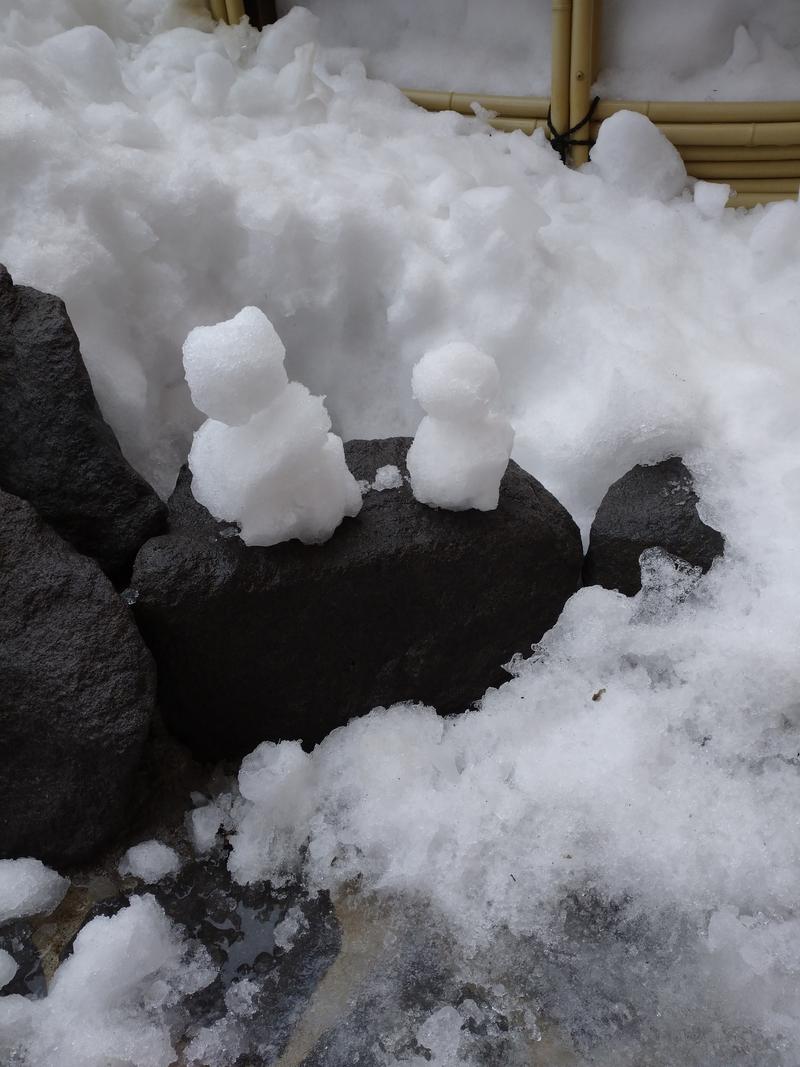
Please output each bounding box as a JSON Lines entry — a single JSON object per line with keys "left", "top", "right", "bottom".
{"left": 0, "top": 949, "right": 17, "bottom": 990}
{"left": 0, "top": 858, "right": 68, "bottom": 924}
{"left": 187, "top": 804, "right": 224, "bottom": 854}
{"left": 371, "top": 464, "right": 403, "bottom": 491}
{"left": 182, "top": 306, "right": 288, "bottom": 426}
{"left": 590, "top": 111, "right": 687, "bottom": 201}
{"left": 273, "top": 905, "right": 308, "bottom": 951}
{"left": 0, "top": 895, "right": 215, "bottom": 1067}
{"left": 407, "top": 344, "right": 513, "bottom": 511}
{"left": 119, "top": 841, "right": 181, "bottom": 884}
{"left": 694, "top": 180, "right": 731, "bottom": 219}
{"left": 187, "top": 310, "right": 362, "bottom": 547}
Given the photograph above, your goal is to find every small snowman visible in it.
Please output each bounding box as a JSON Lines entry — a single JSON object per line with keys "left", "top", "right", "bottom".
{"left": 406, "top": 342, "right": 514, "bottom": 511}
{"left": 182, "top": 306, "right": 362, "bottom": 547}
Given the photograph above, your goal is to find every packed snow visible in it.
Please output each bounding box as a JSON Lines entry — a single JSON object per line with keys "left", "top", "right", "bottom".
{"left": 186, "top": 307, "right": 362, "bottom": 546}
{"left": 284, "top": 0, "right": 800, "bottom": 99}
{"left": 407, "top": 342, "right": 514, "bottom": 510}
{"left": 1, "top": 2, "right": 800, "bottom": 1065}
{"left": 0, "top": 858, "right": 68, "bottom": 925}
{"left": 119, "top": 840, "right": 181, "bottom": 883}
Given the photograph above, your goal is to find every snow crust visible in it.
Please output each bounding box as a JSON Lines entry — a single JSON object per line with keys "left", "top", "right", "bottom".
{"left": 0, "top": 858, "right": 68, "bottom": 924}
{"left": 0, "top": 895, "right": 216, "bottom": 1067}
{"left": 119, "top": 840, "right": 181, "bottom": 883}
{"left": 408, "top": 343, "right": 513, "bottom": 511}
{"left": 2, "top": 3, "right": 800, "bottom": 1064}
{"left": 186, "top": 307, "right": 362, "bottom": 546}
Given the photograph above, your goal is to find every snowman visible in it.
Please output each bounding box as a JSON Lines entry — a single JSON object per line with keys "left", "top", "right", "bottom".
{"left": 407, "top": 342, "right": 514, "bottom": 511}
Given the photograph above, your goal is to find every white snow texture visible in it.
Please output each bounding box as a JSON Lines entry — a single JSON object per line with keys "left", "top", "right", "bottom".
{"left": 118, "top": 840, "right": 181, "bottom": 883}
{"left": 0, "top": 859, "right": 68, "bottom": 925}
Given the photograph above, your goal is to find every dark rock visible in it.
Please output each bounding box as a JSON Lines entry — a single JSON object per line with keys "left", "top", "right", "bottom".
{"left": 131, "top": 437, "right": 582, "bottom": 759}
{"left": 583, "top": 458, "right": 724, "bottom": 597}
{"left": 0, "top": 264, "right": 166, "bottom": 585}
{"left": 0, "top": 488, "right": 154, "bottom": 865}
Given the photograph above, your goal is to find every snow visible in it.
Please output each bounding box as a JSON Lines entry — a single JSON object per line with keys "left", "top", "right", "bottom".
{"left": 694, "top": 179, "right": 731, "bottom": 220}
{"left": 187, "top": 312, "right": 363, "bottom": 545}
{"left": 0, "top": 895, "right": 216, "bottom": 1067}
{"left": 286, "top": 0, "right": 800, "bottom": 100}
{"left": 588, "top": 111, "right": 688, "bottom": 202}
{"left": 118, "top": 840, "right": 181, "bottom": 883}
{"left": 0, "top": 858, "right": 68, "bottom": 924}
{"left": 371, "top": 464, "right": 403, "bottom": 491}
{"left": 0, "top": 950, "right": 17, "bottom": 991}
{"left": 1, "top": 2, "right": 800, "bottom": 1063}
{"left": 408, "top": 343, "right": 514, "bottom": 511}
{"left": 187, "top": 803, "right": 224, "bottom": 854}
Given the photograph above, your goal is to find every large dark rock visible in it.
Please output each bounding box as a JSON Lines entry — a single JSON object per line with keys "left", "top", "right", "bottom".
{"left": 583, "top": 457, "right": 724, "bottom": 596}
{"left": 0, "top": 488, "right": 154, "bottom": 865}
{"left": 131, "top": 437, "right": 582, "bottom": 759}
{"left": 0, "top": 264, "right": 166, "bottom": 584}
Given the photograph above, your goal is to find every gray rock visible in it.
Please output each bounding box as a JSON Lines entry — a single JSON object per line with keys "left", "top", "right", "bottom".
{"left": 583, "top": 458, "right": 724, "bottom": 597}
{"left": 131, "top": 437, "right": 583, "bottom": 759}
{"left": 0, "top": 265, "right": 166, "bottom": 585}
{"left": 0, "top": 489, "right": 154, "bottom": 865}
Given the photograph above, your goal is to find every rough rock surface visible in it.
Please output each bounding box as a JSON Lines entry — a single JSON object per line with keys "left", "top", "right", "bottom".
{"left": 132, "top": 437, "right": 583, "bottom": 759}
{"left": 583, "top": 457, "right": 725, "bottom": 596}
{"left": 0, "top": 264, "right": 165, "bottom": 584}
{"left": 0, "top": 489, "right": 154, "bottom": 865}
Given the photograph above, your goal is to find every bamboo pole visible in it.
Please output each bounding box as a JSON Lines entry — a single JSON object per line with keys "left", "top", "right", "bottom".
{"left": 727, "top": 191, "right": 798, "bottom": 208}
{"left": 717, "top": 177, "right": 800, "bottom": 193}
{"left": 403, "top": 90, "right": 550, "bottom": 119}
{"left": 680, "top": 145, "right": 800, "bottom": 162}
{"left": 550, "top": 0, "right": 573, "bottom": 148}
{"left": 589, "top": 120, "right": 800, "bottom": 147}
{"left": 225, "top": 0, "right": 245, "bottom": 23}
{"left": 569, "top": 0, "right": 594, "bottom": 165}
{"left": 591, "top": 0, "right": 603, "bottom": 82}
{"left": 595, "top": 99, "right": 800, "bottom": 124}
{"left": 687, "top": 160, "right": 800, "bottom": 179}
{"left": 210, "top": 0, "right": 228, "bottom": 21}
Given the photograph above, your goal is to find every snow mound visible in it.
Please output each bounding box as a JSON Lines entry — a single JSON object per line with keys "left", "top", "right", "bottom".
{"left": 0, "top": 895, "right": 215, "bottom": 1067}
{"left": 119, "top": 841, "right": 181, "bottom": 884}
{"left": 589, "top": 111, "right": 688, "bottom": 201}
{"left": 0, "top": 858, "right": 68, "bottom": 924}
{"left": 407, "top": 343, "right": 513, "bottom": 511}
{"left": 186, "top": 308, "right": 362, "bottom": 547}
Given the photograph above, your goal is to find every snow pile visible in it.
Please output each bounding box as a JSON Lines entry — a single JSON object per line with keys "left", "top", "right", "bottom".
{"left": 0, "top": 895, "right": 216, "bottom": 1067}
{"left": 589, "top": 111, "right": 688, "bottom": 202}
{"left": 407, "top": 342, "right": 514, "bottom": 511}
{"left": 0, "top": 858, "right": 68, "bottom": 924}
{"left": 0, "top": 950, "right": 17, "bottom": 991}
{"left": 119, "top": 840, "right": 181, "bottom": 883}
{"left": 185, "top": 307, "right": 362, "bottom": 546}
{"left": 187, "top": 804, "right": 225, "bottom": 854}
{"left": 285, "top": 0, "right": 800, "bottom": 100}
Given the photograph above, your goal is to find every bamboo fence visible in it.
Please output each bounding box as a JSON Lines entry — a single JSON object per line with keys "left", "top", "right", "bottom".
{"left": 210, "top": 0, "right": 799, "bottom": 207}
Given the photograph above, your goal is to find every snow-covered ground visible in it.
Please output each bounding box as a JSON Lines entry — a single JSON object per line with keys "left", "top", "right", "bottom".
{"left": 1, "top": 2, "right": 800, "bottom": 1065}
